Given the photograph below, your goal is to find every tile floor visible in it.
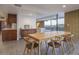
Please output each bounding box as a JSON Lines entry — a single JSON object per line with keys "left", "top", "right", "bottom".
{"left": 0, "top": 32, "right": 79, "bottom": 55}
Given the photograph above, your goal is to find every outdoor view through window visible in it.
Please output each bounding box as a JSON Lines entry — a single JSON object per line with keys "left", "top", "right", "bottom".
{"left": 44, "top": 15, "right": 64, "bottom": 31}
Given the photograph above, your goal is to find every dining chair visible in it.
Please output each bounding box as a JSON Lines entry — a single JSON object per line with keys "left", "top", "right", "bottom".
{"left": 62, "top": 34, "right": 74, "bottom": 54}
{"left": 47, "top": 36, "right": 64, "bottom": 55}
{"left": 23, "top": 37, "right": 39, "bottom": 55}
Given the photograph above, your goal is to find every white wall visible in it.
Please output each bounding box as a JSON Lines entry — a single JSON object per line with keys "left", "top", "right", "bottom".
{"left": 17, "top": 15, "right": 36, "bottom": 29}
{"left": 17, "top": 14, "right": 36, "bottom": 40}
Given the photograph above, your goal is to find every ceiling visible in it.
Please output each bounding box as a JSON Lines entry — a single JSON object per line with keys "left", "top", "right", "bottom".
{"left": 0, "top": 4, "right": 79, "bottom": 18}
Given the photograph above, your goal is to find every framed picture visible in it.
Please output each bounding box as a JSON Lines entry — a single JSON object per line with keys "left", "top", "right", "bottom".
{"left": 24, "top": 25, "right": 30, "bottom": 29}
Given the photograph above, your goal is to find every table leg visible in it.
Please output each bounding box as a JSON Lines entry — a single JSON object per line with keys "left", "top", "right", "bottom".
{"left": 38, "top": 41, "right": 41, "bottom": 55}
{"left": 45, "top": 41, "right": 48, "bottom": 54}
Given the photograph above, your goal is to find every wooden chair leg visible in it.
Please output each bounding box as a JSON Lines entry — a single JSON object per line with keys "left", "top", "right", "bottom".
{"left": 23, "top": 45, "right": 27, "bottom": 55}
{"left": 70, "top": 39, "right": 74, "bottom": 50}
{"left": 45, "top": 41, "right": 48, "bottom": 55}
{"left": 46, "top": 45, "right": 49, "bottom": 55}
{"left": 52, "top": 47, "right": 55, "bottom": 55}
{"left": 30, "top": 42, "right": 34, "bottom": 55}
{"left": 67, "top": 40, "right": 73, "bottom": 54}
{"left": 68, "top": 39, "right": 74, "bottom": 54}
{"left": 52, "top": 42, "right": 56, "bottom": 55}
{"left": 65, "top": 40, "right": 70, "bottom": 54}
{"left": 35, "top": 48, "right": 38, "bottom": 55}
{"left": 61, "top": 42, "right": 64, "bottom": 55}
{"left": 27, "top": 49, "right": 29, "bottom": 55}
{"left": 30, "top": 49, "right": 33, "bottom": 55}
{"left": 61, "top": 44, "right": 64, "bottom": 55}
{"left": 62, "top": 42, "right": 66, "bottom": 53}
{"left": 37, "top": 47, "right": 39, "bottom": 55}
{"left": 29, "top": 50, "right": 31, "bottom": 55}
{"left": 34, "top": 48, "right": 36, "bottom": 55}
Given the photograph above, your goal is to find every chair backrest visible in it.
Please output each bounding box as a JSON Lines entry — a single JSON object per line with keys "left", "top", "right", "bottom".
{"left": 63, "top": 34, "right": 74, "bottom": 41}
{"left": 24, "top": 37, "right": 38, "bottom": 44}
{"left": 51, "top": 35, "right": 64, "bottom": 42}
{"left": 24, "top": 37, "right": 31, "bottom": 44}
{"left": 65, "top": 34, "right": 74, "bottom": 38}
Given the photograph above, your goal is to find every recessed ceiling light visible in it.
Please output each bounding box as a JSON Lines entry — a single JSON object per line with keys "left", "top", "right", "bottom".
{"left": 62, "top": 5, "right": 66, "bottom": 8}
{"left": 28, "top": 13, "right": 33, "bottom": 16}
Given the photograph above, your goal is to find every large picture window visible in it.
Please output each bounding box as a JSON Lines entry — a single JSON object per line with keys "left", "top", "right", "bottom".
{"left": 44, "top": 15, "right": 64, "bottom": 31}
{"left": 44, "top": 20, "right": 51, "bottom": 26}
{"left": 58, "top": 18, "right": 64, "bottom": 31}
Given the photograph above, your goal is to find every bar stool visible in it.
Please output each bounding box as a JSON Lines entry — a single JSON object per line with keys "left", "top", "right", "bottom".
{"left": 47, "top": 36, "right": 64, "bottom": 55}
{"left": 62, "top": 34, "right": 74, "bottom": 54}
{"left": 23, "top": 37, "right": 39, "bottom": 55}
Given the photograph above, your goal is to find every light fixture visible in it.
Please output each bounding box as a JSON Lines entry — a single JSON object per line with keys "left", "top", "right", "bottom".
{"left": 62, "top": 5, "right": 66, "bottom": 8}
{"left": 27, "top": 13, "right": 34, "bottom": 16}
{"left": 14, "top": 4, "right": 22, "bottom": 7}
{"left": 28, "top": 13, "right": 33, "bottom": 16}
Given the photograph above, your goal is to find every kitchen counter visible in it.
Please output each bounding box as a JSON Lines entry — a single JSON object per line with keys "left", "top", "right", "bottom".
{"left": 2, "top": 28, "right": 16, "bottom": 30}
{"left": 2, "top": 28, "right": 17, "bottom": 41}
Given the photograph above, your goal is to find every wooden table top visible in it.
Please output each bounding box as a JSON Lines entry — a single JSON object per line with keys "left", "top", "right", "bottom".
{"left": 28, "top": 31, "right": 71, "bottom": 41}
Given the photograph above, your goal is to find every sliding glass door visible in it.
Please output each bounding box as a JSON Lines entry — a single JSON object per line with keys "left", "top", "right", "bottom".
{"left": 44, "top": 20, "right": 51, "bottom": 31}
{"left": 58, "top": 18, "right": 64, "bottom": 31}
{"left": 44, "top": 15, "right": 64, "bottom": 31}
{"left": 44, "top": 19, "right": 57, "bottom": 31}
{"left": 51, "top": 20, "right": 56, "bottom": 31}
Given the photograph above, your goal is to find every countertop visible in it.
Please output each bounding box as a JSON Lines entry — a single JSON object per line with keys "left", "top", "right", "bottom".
{"left": 2, "top": 28, "right": 17, "bottom": 30}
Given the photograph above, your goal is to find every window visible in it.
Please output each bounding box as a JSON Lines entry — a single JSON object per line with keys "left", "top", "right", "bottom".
{"left": 44, "top": 20, "right": 51, "bottom": 31}
{"left": 51, "top": 20, "right": 56, "bottom": 25}
{"left": 44, "top": 20, "right": 57, "bottom": 31}
{"left": 58, "top": 18, "right": 64, "bottom": 24}
{"left": 42, "top": 14, "right": 64, "bottom": 31}
{"left": 51, "top": 20, "right": 56, "bottom": 31}
{"left": 58, "top": 18, "right": 64, "bottom": 31}
{"left": 44, "top": 20, "right": 51, "bottom": 26}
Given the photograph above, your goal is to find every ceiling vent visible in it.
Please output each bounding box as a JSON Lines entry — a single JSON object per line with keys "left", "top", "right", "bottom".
{"left": 14, "top": 4, "right": 22, "bottom": 7}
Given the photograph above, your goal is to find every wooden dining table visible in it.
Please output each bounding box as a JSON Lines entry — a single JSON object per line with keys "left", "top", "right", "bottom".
{"left": 27, "top": 31, "right": 71, "bottom": 55}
